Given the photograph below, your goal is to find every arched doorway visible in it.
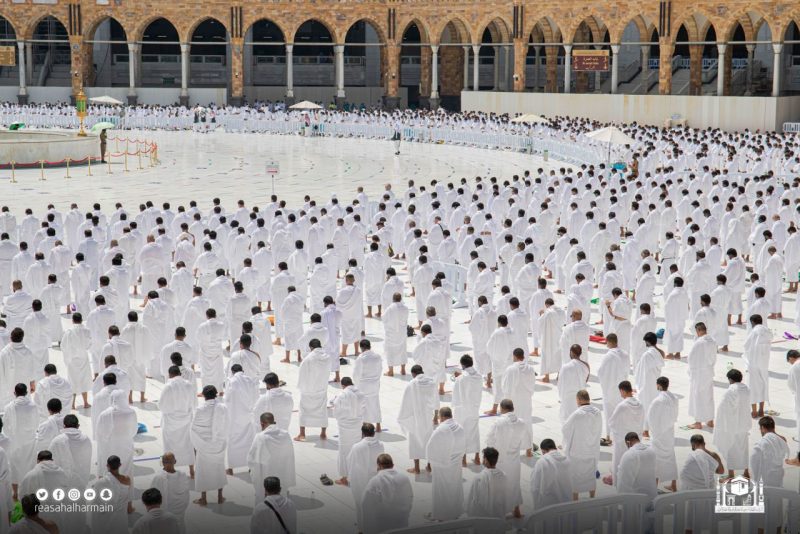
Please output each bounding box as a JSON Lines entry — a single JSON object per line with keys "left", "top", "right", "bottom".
{"left": 31, "top": 16, "right": 69, "bottom": 87}
{"left": 244, "top": 19, "right": 286, "bottom": 102}
{"left": 526, "top": 18, "right": 563, "bottom": 93}
{"left": 438, "top": 19, "right": 471, "bottom": 109}
{"left": 88, "top": 18, "right": 128, "bottom": 87}
{"left": 571, "top": 18, "right": 609, "bottom": 94}
{"left": 189, "top": 19, "right": 229, "bottom": 89}
{"left": 618, "top": 18, "right": 659, "bottom": 94}
{"left": 0, "top": 17, "right": 17, "bottom": 88}
{"left": 344, "top": 20, "right": 384, "bottom": 109}
{"left": 780, "top": 21, "right": 800, "bottom": 96}
{"left": 293, "top": 20, "right": 334, "bottom": 105}
{"left": 399, "top": 22, "right": 425, "bottom": 108}
{"left": 140, "top": 18, "right": 181, "bottom": 88}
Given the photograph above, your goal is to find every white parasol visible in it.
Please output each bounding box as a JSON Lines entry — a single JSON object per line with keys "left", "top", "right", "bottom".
{"left": 289, "top": 100, "right": 323, "bottom": 110}
{"left": 89, "top": 95, "right": 124, "bottom": 105}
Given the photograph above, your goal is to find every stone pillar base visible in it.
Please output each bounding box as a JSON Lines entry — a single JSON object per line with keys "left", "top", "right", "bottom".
{"left": 334, "top": 95, "right": 345, "bottom": 109}
{"left": 428, "top": 96, "right": 440, "bottom": 110}
{"left": 127, "top": 94, "right": 138, "bottom": 106}
{"left": 17, "top": 93, "right": 27, "bottom": 105}
{"left": 284, "top": 95, "right": 295, "bottom": 106}
{"left": 179, "top": 94, "right": 189, "bottom": 107}
{"left": 229, "top": 95, "right": 243, "bottom": 107}
{"left": 382, "top": 95, "right": 400, "bottom": 110}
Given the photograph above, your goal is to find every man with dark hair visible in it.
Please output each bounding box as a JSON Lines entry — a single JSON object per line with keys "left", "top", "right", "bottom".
{"left": 531, "top": 438, "right": 572, "bottom": 510}
{"left": 250, "top": 476, "right": 298, "bottom": 533}
{"left": 5, "top": 382, "right": 37, "bottom": 499}
{"left": 648, "top": 376, "right": 679, "bottom": 492}
{"left": 714, "top": 368, "right": 752, "bottom": 478}
{"left": 788, "top": 350, "right": 800, "bottom": 465}
{"left": 605, "top": 380, "right": 644, "bottom": 486}
{"left": 361, "top": 453, "right": 414, "bottom": 534}
{"left": 750, "top": 415, "right": 789, "bottom": 488}
{"left": 248, "top": 412, "right": 295, "bottom": 506}
{"left": 190, "top": 385, "right": 228, "bottom": 506}
{"left": 14, "top": 494, "right": 58, "bottom": 534}
{"left": 397, "top": 365, "right": 439, "bottom": 475}
{"left": 616, "top": 432, "right": 656, "bottom": 502}
{"left": 486, "top": 399, "right": 525, "bottom": 518}
{"left": 346, "top": 423, "right": 384, "bottom": 531}
{"left": 464, "top": 446, "right": 507, "bottom": 518}
{"left": 19, "top": 448, "right": 72, "bottom": 532}
{"left": 130, "top": 487, "right": 183, "bottom": 533}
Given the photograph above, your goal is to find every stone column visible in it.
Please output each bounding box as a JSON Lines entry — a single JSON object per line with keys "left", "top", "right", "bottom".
{"left": 504, "top": 45, "right": 512, "bottom": 90}
{"left": 716, "top": 43, "right": 726, "bottom": 96}
{"left": 533, "top": 46, "right": 540, "bottom": 90}
{"left": 545, "top": 46, "right": 558, "bottom": 92}
{"left": 611, "top": 44, "right": 620, "bottom": 94}
{"left": 382, "top": 43, "right": 400, "bottom": 109}
{"left": 430, "top": 44, "right": 439, "bottom": 109}
{"left": 16, "top": 40, "right": 26, "bottom": 104}
{"left": 127, "top": 43, "right": 138, "bottom": 105}
{"left": 658, "top": 40, "right": 674, "bottom": 95}
{"left": 25, "top": 42, "right": 32, "bottom": 84}
{"left": 334, "top": 44, "right": 345, "bottom": 107}
{"left": 285, "top": 44, "right": 295, "bottom": 104}
{"left": 472, "top": 44, "right": 480, "bottom": 90}
{"left": 69, "top": 36, "right": 87, "bottom": 104}
{"left": 641, "top": 45, "right": 650, "bottom": 94}
{"left": 563, "top": 44, "right": 572, "bottom": 93}
{"left": 688, "top": 45, "right": 703, "bottom": 95}
{"left": 462, "top": 45, "right": 470, "bottom": 89}
{"left": 772, "top": 43, "right": 783, "bottom": 97}
{"left": 512, "top": 39, "right": 526, "bottom": 91}
{"left": 180, "top": 43, "right": 190, "bottom": 106}
{"left": 493, "top": 47, "right": 500, "bottom": 90}
{"left": 230, "top": 37, "right": 244, "bottom": 106}
{"left": 744, "top": 44, "right": 755, "bottom": 96}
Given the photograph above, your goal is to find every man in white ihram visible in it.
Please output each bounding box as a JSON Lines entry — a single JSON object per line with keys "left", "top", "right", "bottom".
{"left": 160, "top": 365, "right": 196, "bottom": 478}
{"left": 713, "top": 368, "right": 752, "bottom": 478}
{"left": 647, "top": 376, "right": 679, "bottom": 492}
{"left": 605, "top": 380, "right": 644, "bottom": 485}
{"left": 333, "top": 377, "right": 366, "bottom": 486}
{"left": 224, "top": 364, "right": 259, "bottom": 475}
{"left": 530, "top": 438, "right": 572, "bottom": 510}
{"left": 502, "top": 347, "right": 536, "bottom": 455}
{"left": 151, "top": 453, "right": 191, "bottom": 530}
{"left": 247, "top": 412, "right": 296, "bottom": 504}
{"left": 562, "top": 389, "right": 602, "bottom": 499}
{"left": 486, "top": 398, "right": 526, "bottom": 518}
{"left": 464, "top": 446, "right": 508, "bottom": 519}
{"left": 47, "top": 414, "right": 92, "bottom": 487}
{"left": 347, "top": 423, "right": 384, "bottom": 532}
{"left": 397, "top": 364, "right": 440, "bottom": 474}
{"left": 452, "top": 354, "right": 483, "bottom": 466}
{"left": 295, "top": 338, "right": 330, "bottom": 442}
{"left": 191, "top": 385, "right": 228, "bottom": 506}
{"left": 250, "top": 476, "right": 298, "bottom": 534}
{"left": 131, "top": 487, "right": 184, "bottom": 534}
{"left": 361, "top": 453, "right": 413, "bottom": 534}
{"left": 425, "top": 406, "right": 465, "bottom": 521}
{"left": 616, "top": 432, "right": 657, "bottom": 503}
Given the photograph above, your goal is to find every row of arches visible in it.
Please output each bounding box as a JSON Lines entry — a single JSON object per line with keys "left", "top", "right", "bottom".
{"left": 1, "top": 10, "right": 799, "bottom": 105}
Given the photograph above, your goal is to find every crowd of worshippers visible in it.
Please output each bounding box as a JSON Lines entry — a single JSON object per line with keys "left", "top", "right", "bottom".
{"left": 0, "top": 160, "right": 799, "bottom": 532}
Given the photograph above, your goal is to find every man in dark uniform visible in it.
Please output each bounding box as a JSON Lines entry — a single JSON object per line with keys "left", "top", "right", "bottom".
{"left": 99, "top": 129, "right": 107, "bottom": 163}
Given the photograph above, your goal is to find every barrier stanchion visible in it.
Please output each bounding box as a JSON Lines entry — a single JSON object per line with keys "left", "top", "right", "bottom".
{"left": 65, "top": 157, "right": 71, "bottom": 179}
{"left": 39, "top": 160, "right": 45, "bottom": 181}
{"left": 87, "top": 155, "right": 92, "bottom": 176}
{"left": 124, "top": 151, "right": 129, "bottom": 172}
{"left": 107, "top": 154, "right": 112, "bottom": 174}
{"left": 137, "top": 149, "right": 142, "bottom": 169}
{"left": 10, "top": 161, "right": 16, "bottom": 183}
{"left": 115, "top": 138, "right": 119, "bottom": 151}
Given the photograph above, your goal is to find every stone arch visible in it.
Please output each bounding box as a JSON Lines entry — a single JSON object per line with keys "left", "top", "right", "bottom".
{"left": 342, "top": 17, "right": 387, "bottom": 46}
{"left": 476, "top": 15, "right": 512, "bottom": 44}
{"left": 183, "top": 16, "right": 229, "bottom": 45}
{"left": 434, "top": 17, "right": 471, "bottom": 45}
{"left": 0, "top": 13, "right": 20, "bottom": 41}
{"left": 24, "top": 12, "right": 68, "bottom": 41}
{"left": 570, "top": 15, "right": 608, "bottom": 44}
{"left": 84, "top": 16, "right": 129, "bottom": 87}
{"left": 397, "top": 18, "right": 431, "bottom": 44}
{"left": 343, "top": 18, "right": 387, "bottom": 90}
{"left": 83, "top": 15, "right": 131, "bottom": 44}
{"left": 291, "top": 18, "right": 338, "bottom": 45}
{"left": 131, "top": 15, "right": 180, "bottom": 43}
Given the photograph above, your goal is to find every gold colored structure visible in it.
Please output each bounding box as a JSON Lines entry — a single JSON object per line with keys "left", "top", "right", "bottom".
{"left": 75, "top": 88, "right": 87, "bottom": 137}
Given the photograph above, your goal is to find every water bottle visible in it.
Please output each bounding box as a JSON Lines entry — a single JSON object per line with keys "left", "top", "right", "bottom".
{"left": 726, "top": 361, "right": 734, "bottom": 371}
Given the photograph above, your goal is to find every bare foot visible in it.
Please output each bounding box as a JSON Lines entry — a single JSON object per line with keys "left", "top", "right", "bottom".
{"left": 687, "top": 422, "right": 702, "bottom": 429}
{"left": 194, "top": 498, "right": 207, "bottom": 507}
{"left": 294, "top": 435, "right": 306, "bottom": 442}
{"left": 225, "top": 468, "right": 233, "bottom": 475}
{"left": 786, "top": 458, "right": 800, "bottom": 466}
{"left": 706, "top": 420, "right": 714, "bottom": 428}
{"left": 218, "top": 496, "right": 226, "bottom": 504}
{"left": 335, "top": 478, "right": 349, "bottom": 486}
{"left": 385, "top": 370, "right": 394, "bottom": 377}
{"left": 540, "top": 376, "right": 550, "bottom": 383}
{"left": 280, "top": 358, "right": 290, "bottom": 363}
{"left": 526, "top": 449, "right": 533, "bottom": 457}
{"left": 483, "top": 410, "right": 497, "bottom": 416}
{"left": 406, "top": 467, "right": 420, "bottom": 474}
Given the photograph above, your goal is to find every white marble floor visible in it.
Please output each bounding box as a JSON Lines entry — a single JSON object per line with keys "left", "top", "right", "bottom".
{"left": 8, "top": 130, "right": 799, "bottom": 534}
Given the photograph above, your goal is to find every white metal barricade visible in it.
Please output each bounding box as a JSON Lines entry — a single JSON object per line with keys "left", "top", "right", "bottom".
{"left": 384, "top": 517, "right": 507, "bottom": 534}
{"left": 433, "top": 261, "right": 468, "bottom": 308}
{"left": 525, "top": 493, "right": 650, "bottom": 534}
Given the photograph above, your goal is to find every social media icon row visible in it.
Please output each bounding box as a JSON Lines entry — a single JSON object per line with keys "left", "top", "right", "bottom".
{"left": 34, "top": 488, "right": 113, "bottom": 502}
